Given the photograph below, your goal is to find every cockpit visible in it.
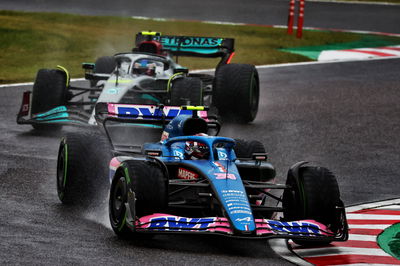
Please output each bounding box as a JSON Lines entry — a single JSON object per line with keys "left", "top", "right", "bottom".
{"left": 132, "top": 58, "right": 166, "bottom": 77}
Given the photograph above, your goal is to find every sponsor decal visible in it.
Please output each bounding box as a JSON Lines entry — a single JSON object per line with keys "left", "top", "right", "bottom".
{"left": 212, "top": 161, "right": 227, "bottom": 172}
{"left": 20, "top": 91, "right": 31, "bottom": 116}
{"left": 114, "top": 104, "right": 193, "bottom": 119}
{"left": 221, "top": 190, "right": 252, "bottom": 216}
{"left": 107, "top": 88, "right": 118, "bottom": 94}
{"left": 268, "top": 220, "right": 322, "bottom": 235}
{"left": 236, "top": 217, "right": 252, "bottom": 222}
{"left": 214, "top": 173, "right": 237, "bottom": 180}
{"left": 147, "top": 217, "right": 214, "bottom": 230}
{"left": 22, "top": 104, "right": 29, "bottom": 112}
{"left": 217, "top": 149, "right": 228, "bottom": 160}
{"left": 173, "top": 150, "right": 184, "bottom": 159}
{"left": 153, "top": 36, "right": 222, "bottom": 48}
{"left": 177, "top": 168, "right": 198, "bottom": 180}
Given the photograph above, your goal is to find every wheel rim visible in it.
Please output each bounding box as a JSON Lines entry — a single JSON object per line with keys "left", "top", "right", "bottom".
{"left": 249, "top": 74, "right": 259, "bottom": 120}
{"left": 56, "top": 143, "right": 67, "bottom": 199}
{"left": 110, "top": 177, "right": 127, "bottom": 225}
{"left": 283, "top": 176, "right": 301, "bottom": 220}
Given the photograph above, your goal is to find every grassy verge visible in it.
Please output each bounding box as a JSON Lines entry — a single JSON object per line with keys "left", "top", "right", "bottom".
{"left": 1, "top": 10, "right": 399, "bottom": 84}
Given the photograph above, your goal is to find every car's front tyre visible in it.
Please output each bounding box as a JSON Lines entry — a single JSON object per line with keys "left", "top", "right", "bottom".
{"left": 282, "top": 165, "right": 342, "bottom": 246}
{"left": 56, "top": 131, "right": 112, "bottom": 207}
{"left": 109, "top": 160, "right": 167, "bottom": 238}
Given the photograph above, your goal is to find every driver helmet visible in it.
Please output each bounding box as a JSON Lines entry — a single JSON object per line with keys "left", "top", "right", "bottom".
{"left": 184, "top": 134, "right": 209, "bottom": 160}
{"left": 133, "top": 59, "right": 156, "bottom": 76}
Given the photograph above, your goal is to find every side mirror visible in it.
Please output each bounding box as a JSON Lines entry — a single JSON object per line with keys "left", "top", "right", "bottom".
{"left": 174, "top": 68, "right": 189, "bottom": 74}
{"left": 82, "top": 63, "right": 95, "bottom": 70}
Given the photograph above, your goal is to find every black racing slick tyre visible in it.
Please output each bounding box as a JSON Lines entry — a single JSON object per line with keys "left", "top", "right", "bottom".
{"left": 109, "top": 160, "right": 167, "bottom": 238}
{"left": 282, "top": 166, "right": 341, "bottom": 246}
{"left": 234, "top": 139, "right": 266, "bottom": 159}
{"left": 91, "top": 56, "right": 116, "bottom": 87}
{"left": 56, "top": 131, "right": 112, "bottom": 207}
{"left": 170, "top": 77, "right": 203, "bottom": 106}
{"left": 94, "top": 56, "right": 116, "bottom": 74}
{"left": 213, "top": 64, "right": 259, "bottom": 123}
{"left": 31, "top": 69, "right": 68, "bottom": 130}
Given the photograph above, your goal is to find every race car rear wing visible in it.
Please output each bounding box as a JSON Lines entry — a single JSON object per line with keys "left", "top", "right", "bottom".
{"left": 135, "top": 31, "right": 235, "bottom": 62}
{"left": 95, "top": 103, "right": 220, "bottom": 133}
{"left": 95, "top": 103, "right": 220, "bottom": 153}
{"left": 95, "top": 103, "right": 209, "bottom": 124}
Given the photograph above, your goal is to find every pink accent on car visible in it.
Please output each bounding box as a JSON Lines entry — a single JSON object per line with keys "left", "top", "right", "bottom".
{"left": 133, "top": 214, "right": 332, "bottom": 237}
{"left": 109, "top": 157, "right": 121, "bottom": 171}
{"left": 214, "top": 173, "right": 237, "bottom": 180}
{"left": 199, "top": 111, "right": 209, "bottom": 121}
{"left": 107, "top": 103, "right": 117, "bottom": 115}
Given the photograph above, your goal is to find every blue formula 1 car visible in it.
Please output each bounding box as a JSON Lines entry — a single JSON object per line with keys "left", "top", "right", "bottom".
{"left": 56, "top": 104, "right": 348, "bottom": 245}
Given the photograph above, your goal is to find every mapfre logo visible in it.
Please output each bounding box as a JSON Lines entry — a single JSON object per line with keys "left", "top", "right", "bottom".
{"left": 177, "top": 168, "right": 198, "bottom": 180}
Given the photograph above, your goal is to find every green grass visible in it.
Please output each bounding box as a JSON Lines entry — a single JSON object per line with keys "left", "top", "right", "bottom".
{"left": 1, "top": 10, "right": 400, "bottom": 84}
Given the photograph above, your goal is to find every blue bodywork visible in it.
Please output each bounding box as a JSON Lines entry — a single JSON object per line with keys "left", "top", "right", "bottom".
{"left": 117, "top": 135, "right": 257, "bottom": 234}
{"left": 110, "top": 113, "right": 257, "bottom": 234}
{"left": 163, "top": 136, "right": 255, "bottom": 233}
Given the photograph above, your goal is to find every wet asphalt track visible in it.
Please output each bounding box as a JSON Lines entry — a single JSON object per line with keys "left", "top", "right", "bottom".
{"left": 1, "top": 58, "right": 399, "bottom": 265}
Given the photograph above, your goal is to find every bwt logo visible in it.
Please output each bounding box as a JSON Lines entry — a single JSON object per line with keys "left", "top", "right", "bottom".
{"left": 116, "top": 106, "right": 192, "bottom": 119}
{"left": 268, "top": 221, "right": 322, "bottom": 235}
{"left": 148, "top": 217, "right": 214, "bottom": 230}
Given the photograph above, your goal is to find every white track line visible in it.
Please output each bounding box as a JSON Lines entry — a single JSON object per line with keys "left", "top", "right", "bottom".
{"left": 268, "top": 239, "right": 313, "bottom": 266}
{"left": 347, "top": 213, "right": 400, "bottom": 220}
{"left": 348, "top": 234, "right": 376, "bottom": 241}
{"left": 348, "top": 224, "right": 390, "bottom": 229}
{"left": 346, "top": 198, "right": 400, "bottom": 212}
{"left": 294, "top": 247, "right": 390, "bottom": 257}
{"left": 0, "top": 78, "right": 85, "bottom": 88}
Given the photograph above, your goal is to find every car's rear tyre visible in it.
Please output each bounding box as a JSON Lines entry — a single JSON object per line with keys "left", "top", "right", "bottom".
{"left": 234, "top": 139, "right": 265, "bottom": 158}
{"left": 234, "top": 139, "right": 274, "bottom": 217}
{"left": 94, "top": 56, "right": 116, "bottom": 74}
{"left": 31, "top": 69, "right": 68, "bottom": 130}
{"left": 213, "top": 64, "right": 259, "bottom": 123}
{"left": 170, "top": 77, "right": 203, "bottom": 106}
{"left": 109, "top": 160, "right": 167, "bottom": 238}
{"left": 282, "top": 166, "right": 341, "bottom": 246}
{"left": 90, "top": 56, "right": 116, "bottom": 87}
{"left": 57, "top": 131, "right": 112, "bottom": 207}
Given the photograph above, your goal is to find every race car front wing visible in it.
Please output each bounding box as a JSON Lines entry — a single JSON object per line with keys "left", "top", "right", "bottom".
{"left": 16, "top": 91, "right": 93, "bottom": 126}
{"left": 130, "top": 213, "right": 348, "bottom": 241}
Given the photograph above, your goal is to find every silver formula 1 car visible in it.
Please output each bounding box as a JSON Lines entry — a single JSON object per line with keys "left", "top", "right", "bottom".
{"left": 17, "top": 31, "right": 260, "bottom": 130}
